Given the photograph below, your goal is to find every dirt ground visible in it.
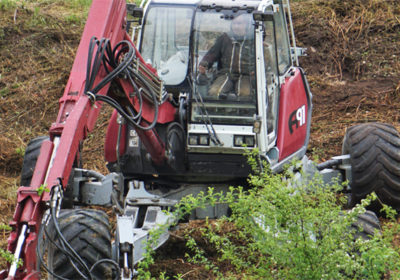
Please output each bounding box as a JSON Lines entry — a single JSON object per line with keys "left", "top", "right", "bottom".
{"left": 0, "top": 0, "right": 399, "bottom": 277}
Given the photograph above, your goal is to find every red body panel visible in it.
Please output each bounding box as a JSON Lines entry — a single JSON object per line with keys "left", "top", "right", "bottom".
{"left": 105, "top": 110, "right": 127, "bottom": 163}
{"left": 276, "top": 68, "right": 310, "bottom": 160}
{"left": 134, "top": 98, "right": 177, "bottom": 124}
{"left": 104, "top": 110, "right": 168, "bottom": 165}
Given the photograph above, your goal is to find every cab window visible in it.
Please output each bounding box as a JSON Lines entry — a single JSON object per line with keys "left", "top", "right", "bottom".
{"left": 263, "top": 20, "right": 279, "bottom": 136}
{"left": 140, "top": 6, "right": 193, "bottom": 85}
{"left": 273, "top": 6, "right": 291, "bottom": 74}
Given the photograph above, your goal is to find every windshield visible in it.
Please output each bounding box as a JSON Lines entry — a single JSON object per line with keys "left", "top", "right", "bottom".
{"left": 192, "top": 10, "right": 256, "bottom": 125}
{"left": 140, "top": 6, "right": 193, "bottom": 85}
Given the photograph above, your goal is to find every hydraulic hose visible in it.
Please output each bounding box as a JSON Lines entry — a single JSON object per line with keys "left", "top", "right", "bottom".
{"left": 84, "top": 37, "right": 160, "bottom": 131}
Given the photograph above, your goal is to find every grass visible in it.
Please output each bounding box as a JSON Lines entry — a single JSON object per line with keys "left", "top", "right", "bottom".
{"left": 0, "top": 0, "right": 16, "bottom": 10}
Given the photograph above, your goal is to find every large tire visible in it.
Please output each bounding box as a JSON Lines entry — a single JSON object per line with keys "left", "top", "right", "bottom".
{"left": 351, "top": 210, "right": 381, "bottom": 240}
{"left": 20, "top": 136, "right": 49, "bottom": 186}
{"left": 21, "top": 136, "right": 76, "bottom": 207}
{"left": 46, "top": 209, "right": 113, "bottom": 280}
{"left": 342, "top": 122, "right": 400, "bottom": 211}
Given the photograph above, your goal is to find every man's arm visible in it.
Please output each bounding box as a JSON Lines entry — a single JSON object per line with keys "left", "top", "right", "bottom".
{"left": 198, "top": 34, "right": 225, "bottom": 73}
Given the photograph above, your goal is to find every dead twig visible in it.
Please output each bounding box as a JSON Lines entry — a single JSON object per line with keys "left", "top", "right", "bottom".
{"left": 180, "top": 268, "right": 198, "bottom": 279}
{"left": 355, "top": 96, "right": 367, "bottom": 115}
{"left": 13, "top": 8, "right": 18, "bottom": 24}
{"left": 169, "top": 232, "right": 185, "bottom": 241}
{"left": 355, "top": 12, "right": 365, "bottom": 40}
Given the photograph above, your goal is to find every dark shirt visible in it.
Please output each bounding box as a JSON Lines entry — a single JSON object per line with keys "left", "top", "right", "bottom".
{"left": 200, "top": 32, "right": 254, "bottom": 77}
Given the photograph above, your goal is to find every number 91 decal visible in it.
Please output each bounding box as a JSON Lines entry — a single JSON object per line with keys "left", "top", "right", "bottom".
{"left": 288, "top": 105, "right": 306, "bottom": 134}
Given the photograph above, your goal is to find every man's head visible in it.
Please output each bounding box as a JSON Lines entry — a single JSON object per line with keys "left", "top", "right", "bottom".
{"left": 231, "top": 14, "right": 251, "bottom": 37}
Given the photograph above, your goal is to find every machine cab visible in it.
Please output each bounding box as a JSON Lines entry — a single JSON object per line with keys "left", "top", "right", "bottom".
{"left": 135, "top": 0, "right": 311, "bottom": 173}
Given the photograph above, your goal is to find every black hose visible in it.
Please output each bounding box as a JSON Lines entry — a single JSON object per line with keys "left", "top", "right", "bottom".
{"left": 51, "top": 206, "right": 93, "bottom": 279}
{"left": 84, "top": 37, "right": 160, "bottom": 132}
{"left": 74, "top": 168, "right": 106, "bottom": 181}
{"left": 90, "top": 259, "right": 120, "bottom": 280}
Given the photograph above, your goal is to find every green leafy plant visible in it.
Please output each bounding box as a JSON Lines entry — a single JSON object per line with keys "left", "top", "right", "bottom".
{"left": 183, "top": 224, "right": 219, "bottom": 275}
{"left": 157, "top": 150, "right": 400, "bottom": 279}
{"left": 135, "top": 218, "right": 175, "bottom": 280}
{"left": 15, "top": 146, "right": 25, "bottom": 157}
{"left": 125, "top": 149, "right": 400, "bottom": 279}
{"left": 0, "top": 224, "right": 12, "bottom": 231}
{"left": 0, "top": 87, "right": 10, "bottom": 97}
{"left": 0, "top": 249, "right": 22, "bottom": 268}
{"left": 36, "top": 184, "right": 49, "bottom": 196}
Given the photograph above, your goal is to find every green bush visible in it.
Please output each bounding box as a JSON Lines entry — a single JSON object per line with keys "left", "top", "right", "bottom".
{"left": 153, "top": 150, "right": 400, "bottom": 279}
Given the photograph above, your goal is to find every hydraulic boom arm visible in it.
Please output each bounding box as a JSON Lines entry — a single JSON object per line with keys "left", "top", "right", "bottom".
{"left": 1, "top": 0, "right": 174, "bottom": 279}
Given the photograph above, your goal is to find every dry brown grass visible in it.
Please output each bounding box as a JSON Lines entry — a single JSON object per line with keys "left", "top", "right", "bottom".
{"left": 292, "top": 0, "right": 400, "bottom": 160}
{"left": 0, "top": 8, "right": 82, "bottom": 174}
{"left": 0, "top": 3, "right": 83, "bottom": 270}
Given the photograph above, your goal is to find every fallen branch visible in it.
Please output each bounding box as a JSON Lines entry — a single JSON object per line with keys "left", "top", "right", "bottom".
{"left": 13, "top": 8, "right": 17, "bottom": 24}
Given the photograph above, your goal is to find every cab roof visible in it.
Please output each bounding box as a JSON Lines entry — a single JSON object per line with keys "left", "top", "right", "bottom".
{"left": 147, "top": 0, "right": 199, "bottom": 5}
{"left": 199, "top": 0, "right": 262, "bottom": 10}
{"left": 147, "top": 0, "right": 268, "bottom": 10}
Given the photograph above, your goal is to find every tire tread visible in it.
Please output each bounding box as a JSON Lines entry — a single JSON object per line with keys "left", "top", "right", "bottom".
{"left": 47, "top": 209, "right": 112, "bottom": 280}
{"left": 343, "top": 123, "right": 400, "bottom": 210}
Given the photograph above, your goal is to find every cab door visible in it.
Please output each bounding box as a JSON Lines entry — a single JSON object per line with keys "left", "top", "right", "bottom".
{"left": 271, "top": 3, "right": 312, "bottom": 162}
{"left": 256, "top": 3, "right": 312, "bottom": 167}
{"left": 276, "top": 68, "right": 311, "bottom": 161}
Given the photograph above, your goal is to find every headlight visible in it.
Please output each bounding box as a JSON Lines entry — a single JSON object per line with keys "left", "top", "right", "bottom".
{"left": 234, "top": 135, "right": 244, "bottom": 147}
{"left": 189, "top": 134, "right": 210, "bottom": 146}
{"left": 199, "top": 135, "right": 209, "bottom": 145}
{"left": 189, "top": 135, "right": 199, "bottom": 145}
{"left": 245, "top": 136, "right": 255, "bottom": 147}
{"left": 234, "top": 135, "right": 255, "bottom": 147}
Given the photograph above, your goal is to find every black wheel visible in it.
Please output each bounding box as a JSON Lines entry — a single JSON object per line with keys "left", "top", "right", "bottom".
{"left": 20, "top": 136, "right": 49, "bottom": 186}
{"left": 20, "top": 136, "right": 76, "bottom": 207}
{"left": 343, "top": 122, "right": 400, "bottom": 211}
{"left": 46, "top": 209, "right": 113, "bottom": 280}
{"left": 351, "top": 210, "right": 381, "bottom": 240}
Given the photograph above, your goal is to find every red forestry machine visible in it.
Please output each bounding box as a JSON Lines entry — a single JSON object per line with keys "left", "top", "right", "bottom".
{"left": 2, "top": 0, "right": 400, "bottom": 278}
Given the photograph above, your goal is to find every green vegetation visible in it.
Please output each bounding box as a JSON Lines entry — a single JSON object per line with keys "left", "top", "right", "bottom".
{"left": 0, "top": 0, "right": 16, "bottom": 10}
{"left": 0, "top": 249, "right": 22, "bottom": 268}
{"left": 0, "top": 224, "right": 22, "bottom": 268}
{"left": 0, "top": 0, "right": 92, "bottom": 26}
{"left": 14, "top": 146, "right": 25, "bottom": 157}
{"left": 137, "top": 150, "right": 400, "bottom": 279}
{"left": 0, "top": 224, "right": 12, "bottom": 231}
{"left": 67, "top": 0, "right": 92, "bottom": 10}
{"left": 36, "top": 183, "right": 49, "bottom": 196}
